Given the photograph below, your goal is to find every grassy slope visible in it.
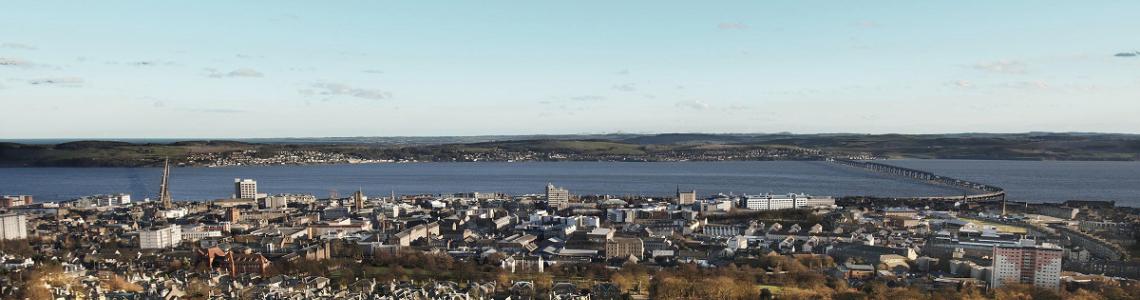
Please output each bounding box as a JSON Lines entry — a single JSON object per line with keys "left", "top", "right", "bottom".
{"left": 2, "top": 133, "right": 1139, "bottom": 167}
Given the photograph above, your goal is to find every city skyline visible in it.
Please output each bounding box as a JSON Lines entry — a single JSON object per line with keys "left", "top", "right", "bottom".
{"left": 3, "top": 1, "right": 1140, "bottom": 138}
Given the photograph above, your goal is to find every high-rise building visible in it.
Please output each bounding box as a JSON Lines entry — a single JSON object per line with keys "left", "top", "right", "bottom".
{"left": 140, "top": 225, "right": 183, "bottom": 249}
{"left": 234, "top": 178, "right": 258, "bottom": 199}
{"left": 0, "top": 214, "right": 28, "bottom": 240}
{"left": 677, "top": 189, "right": 697, "bottom": 205}
{"left": 546, "top": 183, "right": 570, "bottom": 209}
{"left": 991, "top": 239, "right": 1063, "bottom": 291}
{"left": 1, "top": 195, "right": 33, "bottom": 208}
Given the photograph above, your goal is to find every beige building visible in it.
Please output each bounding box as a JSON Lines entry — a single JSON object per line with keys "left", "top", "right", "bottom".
{"left": 605, "top": 237, "right": 644, "bottom": 260}
{"left": 677, "top": 190, "right": 697, "bottom": 205}
{"left": 1, "top": 195, "right": 32, "bottom": 208}
{"left": 546, "top": 183, "right": 570, "bottom": 209}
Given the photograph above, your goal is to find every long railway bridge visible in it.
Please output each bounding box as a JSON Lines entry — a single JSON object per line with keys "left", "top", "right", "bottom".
{"left": 827, "top": 158, "right": 1006, "bottom": 202}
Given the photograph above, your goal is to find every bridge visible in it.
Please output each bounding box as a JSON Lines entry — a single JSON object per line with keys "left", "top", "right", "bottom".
{"left": 827, "top": 158, "right": 1005, "bottom": 202}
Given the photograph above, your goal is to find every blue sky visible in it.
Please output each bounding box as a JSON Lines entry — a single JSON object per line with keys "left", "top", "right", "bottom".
{"left": 2, "top": 1, "right": 1139, "bottom": 138}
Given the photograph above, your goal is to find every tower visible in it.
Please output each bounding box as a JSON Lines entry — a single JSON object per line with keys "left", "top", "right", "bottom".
{"left": 354, "top": 188, "right": 365, "bottom": 211}
{"left": 159, "top": 158, "right": 173, "bottom": 209}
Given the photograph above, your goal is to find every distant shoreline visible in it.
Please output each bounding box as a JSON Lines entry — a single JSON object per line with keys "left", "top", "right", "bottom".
{"left": 3, "top": 133, "right": 1137, "bottom": 167}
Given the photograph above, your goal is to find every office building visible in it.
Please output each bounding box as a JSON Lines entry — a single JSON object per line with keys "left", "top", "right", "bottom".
{"left": 235, "top": 178, "right": 258, "bottom": 199}
{"left": 991, "top": 239, "right": 1063, "bottom": 291}
{"left": 740, "top": 193, "right": 834, "bottom": 210}
{"left": 546, "top": 183, "right": 570, "bottom": 209}
{"left": 96, "top": 193, "right": 132, "bottom": 207}
{"left": 0, "top": 214, "right": 28, "bottom": 240}
{"left": 140, "top": 225, "right": 183, "bottom": 249}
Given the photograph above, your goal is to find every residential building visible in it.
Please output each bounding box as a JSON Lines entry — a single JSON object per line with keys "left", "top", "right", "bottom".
{"left": 991, "top": 239, "right": 1063, "bottom": 291}
{"left": 140, "top": 225, "right": 183, "bottom": 249}
{"left": 226, "top": 207, "right": 242, "bottom": 223}
{"left": 0, "top": 214, "right": 28, "bottom": 240}
{"left": 235, "top": 178, "right": 258, "bottom": 199}
{"left": 1, "top": 195, "right": 33, "bottom": 208}
{"left": 546, "top": 183, "right": 570, "bottom": 209}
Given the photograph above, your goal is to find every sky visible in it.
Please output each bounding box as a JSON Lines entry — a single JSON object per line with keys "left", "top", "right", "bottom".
{"left": 2, "top": 1, "right": 1139, "bottom": 138}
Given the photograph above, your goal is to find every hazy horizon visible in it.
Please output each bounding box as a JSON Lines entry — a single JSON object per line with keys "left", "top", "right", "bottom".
{"left": 4, "top": 131, "right": 1139, "bottom": 145}
{"left": 3, "top": 1, "right": 1140, "bottom": 138}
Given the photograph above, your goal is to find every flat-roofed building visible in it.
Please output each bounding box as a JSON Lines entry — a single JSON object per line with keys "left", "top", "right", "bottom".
{"left": 741, "top": 193, "right": 834, "bottom": 210}
{"left": 677, "top": 190, "right": 696, "bottom": 205}
{"left": 1, "top": 195, "right": 32, "bottom": 208}
{"left": 234, "top": 178, "right": 258, "bottom": 199}
{"left": 140, "top": 225, "right": 183, "bottom": 249}
{"left": 606, "top": 237, "right": 644, "bottom": 259}
{"left": 992, "top": 239, "right": 1062, "bottom": 291}
{"left": 0, "top": 214, "right": 28, "bottom": 240}
{"left": 546, "top": 183, "right": 570, "bottom": 209}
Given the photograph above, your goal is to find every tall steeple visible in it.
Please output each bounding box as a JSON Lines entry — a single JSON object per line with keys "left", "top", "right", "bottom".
{"left": 354, "top": 187, "right": 365, "bottom": 211}
{"left": 159, "top": 157, "right": 173, "bottom": 209}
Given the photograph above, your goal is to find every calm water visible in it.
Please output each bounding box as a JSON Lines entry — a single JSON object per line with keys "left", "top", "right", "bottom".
{"left": 0, "top": 160, "right": 1137, "bottom": 206}
{"left": 882, "top": 159, "right": 1140, "bottom": 205}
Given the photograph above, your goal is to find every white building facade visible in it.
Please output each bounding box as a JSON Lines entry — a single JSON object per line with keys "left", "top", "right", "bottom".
{"left": 741, "top": 193, "right": 834, "bottom": 210}
{"left": 235, "top": 178, "right": 258, "bottom": 199}
{"left": 140, "top": 225, "right": 183, "bottom": 249}
{"left": 0, "top": 214, "right": 28, "bottom": 240}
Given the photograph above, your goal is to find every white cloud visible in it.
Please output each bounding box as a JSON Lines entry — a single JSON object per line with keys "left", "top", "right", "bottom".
{"left": 717, "top": 22, "right": 748, "bottom": 30}
{"left": 124, "top": 60, "right": 175, "bottom": 67}
{"left": 854, "top": 20, "right": 880, "bottom": 28}
{"left": 949, "top": 80, "right": 974, "bottom": 88}
{"left": 972, "top": 60, "right": 1027, "bottom": 74}
{"left": 569, "top": 95, "right": 605, "bottom": 101}
{"left": 28, "top": 77, "right": 84, "bottom": 87}
{"left": 1005, "top": 80, "right": 1049, "bottom": 90}
{"left": 675, "top": 100, "right": 711, "bottom": 110}
{"left": 1, "top": 42, "right": 36, "bottom": 50}
{"left": 0, "top": 57, "right": 33, "bottom": 68}
{"left": 306, "top": 82, "right": 391, "bottom": 100}
{"left": 612, "top": 83, "right": 636, "bottom": 92}
{"left": 226, "top": 68, "right": 264, "bottom": 77}
{"left": 205, "top": 68, "right": 264, "bottom": 78}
